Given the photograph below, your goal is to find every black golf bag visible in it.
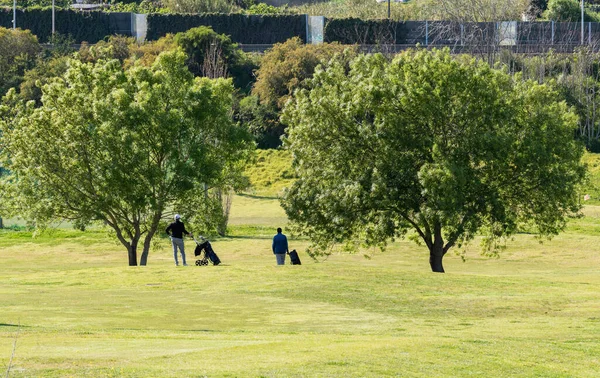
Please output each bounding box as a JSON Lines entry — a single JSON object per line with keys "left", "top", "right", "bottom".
{"left": 193, "top": 237, "right": 221, "bottom": 266}
{"left": 288, "top": 249, "right": 301, "bottom": 265}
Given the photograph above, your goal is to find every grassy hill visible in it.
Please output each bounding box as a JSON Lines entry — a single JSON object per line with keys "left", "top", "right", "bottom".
{"left": 243, "top": 149, "right": 294, "bottom": 197}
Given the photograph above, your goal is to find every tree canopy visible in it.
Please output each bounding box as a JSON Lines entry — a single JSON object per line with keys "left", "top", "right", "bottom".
{"left": 281, "top": 49, "right": 586, "bottom": 273}
{"left": 0, "top": 27, "right": 41, "bottom": 97}
{"left": 0, "top": 49, "right": 254, "bottom": 266}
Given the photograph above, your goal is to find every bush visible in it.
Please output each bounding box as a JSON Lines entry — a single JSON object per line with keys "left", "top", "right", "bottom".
{"left": 174, "top": 26, "right": 257, "bottom": 91}
{"left": 161, "top": 0, "right": 239, "bottom": 14}
{"left": 252, "top": 37, "right": 357, "bottom": 108}
{"left": 245, "top": 3, "right": 282, "bottom": 15}
{"left": 545, "top": 0, "right": 597, "bottom": 21}
{"left": 77, "top": 35, "right": 137, "bottom": 64}
{"left": 247, "top": 38, "right": 357, "bottom": 147}
{"left": 236, "top": 95, "right": 281, "bottom": 149}
{"left": 19, "top": 55, "right": 69, "bottom": 104}
{"left": 0, "top": 27, "right": 41, "bottom": 96}
{"left": 127, "top": 34, "right": 177, "bottom": 67}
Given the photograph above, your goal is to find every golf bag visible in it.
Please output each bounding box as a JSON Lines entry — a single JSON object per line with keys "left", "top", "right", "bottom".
{"left": 193, "top": 237, "right": 221, "bottom": 266}
{"left": 288, "top": 249, "right": 301, "bottom": 265}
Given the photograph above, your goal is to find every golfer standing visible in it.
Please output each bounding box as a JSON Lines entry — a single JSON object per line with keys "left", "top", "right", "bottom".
{"left": 166, "top": 214, "right": 192, "bottom": 266}
{"left": 272, "top": 227, "right": 289, "bottom": 265}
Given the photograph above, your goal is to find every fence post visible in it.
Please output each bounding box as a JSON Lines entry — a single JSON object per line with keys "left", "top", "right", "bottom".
{"left": 461, "top": 23, "right": 464, "bottom": 46}
{"left": 131, "top": 13, "right": 148, "bottom": 43}
{"left": 589, "top": 22, "right": 592, "bottom": 45}
{"left": 425, "top": 20, "right": 428, "bottom": 46}
{"left": 305, "top": 14, "right": 309, "bottom": 44}
{"left": 552, "top": 20, "right": 555, "bottom": 46}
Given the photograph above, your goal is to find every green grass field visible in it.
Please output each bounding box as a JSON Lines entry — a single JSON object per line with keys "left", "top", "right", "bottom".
{"left": 1, "top": 150, "right": 600, "bottom": 377}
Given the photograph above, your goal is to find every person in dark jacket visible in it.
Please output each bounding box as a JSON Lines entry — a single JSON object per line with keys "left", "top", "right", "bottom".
{"left": 272, "top": 227, "right": 289, "bottom": 265}
{"left": 166, "top": 214, "right": 192, "bottom": 266}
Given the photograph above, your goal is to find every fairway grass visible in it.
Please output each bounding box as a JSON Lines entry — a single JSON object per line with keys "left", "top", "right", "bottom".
{"left": 1, "top": 194, "right": 600, "bottom": 376}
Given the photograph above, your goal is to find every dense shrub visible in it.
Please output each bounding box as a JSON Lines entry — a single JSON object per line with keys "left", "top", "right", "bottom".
{"left": 0, "top": 27, "right": 41, "bottom": 96}
{"left": 77, "top": 35, "right": 138, "bottom": 64}
{"left": 245, "top": 3, "right": 282, "bottom": 15}
{"left": 252, "top": 37, "right": 357, "bottom": 108}
{"left": 19, "top": 55, "right": 69, "bottom": 104}
{"left": 174, "top": 26, "right": 257, "bottom": 91}
{"left": 236, "top": 95, "right": 281, "bottom": 149}
{"left": 247, "top": 37, "right": 357, "bottom": 148}
{"left": 544, "top": 0, "right": 598, "bottom": 22}
{"left": 161, "top": 0, "right": 239, "bottom": 13}
{"left": 127, "top": 34, "right": 177, "bottom": 67}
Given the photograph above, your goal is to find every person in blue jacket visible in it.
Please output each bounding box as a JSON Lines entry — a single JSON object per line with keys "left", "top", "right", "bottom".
{"left": 272, "top": 227, "right": 289, "bottom": 265}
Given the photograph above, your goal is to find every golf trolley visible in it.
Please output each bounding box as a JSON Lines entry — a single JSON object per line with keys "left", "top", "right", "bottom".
{"left": 193, "top": 236, "right": 221, "bottom": 266}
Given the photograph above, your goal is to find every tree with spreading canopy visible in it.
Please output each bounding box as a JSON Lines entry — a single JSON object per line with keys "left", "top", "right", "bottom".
{"left": 281, "top": 49, "right": 586, "bottom": 273}
{"left": 0, "top": 50, "right": 254, "bottom": 266}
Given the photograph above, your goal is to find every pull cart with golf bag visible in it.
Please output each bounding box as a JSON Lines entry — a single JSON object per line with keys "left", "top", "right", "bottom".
{"left": 193, "top": 236, "right": 221, "bottom": 266}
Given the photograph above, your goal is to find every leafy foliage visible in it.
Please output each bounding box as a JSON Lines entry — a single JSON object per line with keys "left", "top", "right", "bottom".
{"left": 107, "top": 0, "right": 169, "bottom": 14}
{"left": 0, "top": 50, "right": 254, "bottom": 265}
{"left": 245, "top": 3, "right": 283, "bottom": 15}
{"left": 249, "top": 37, "right": 356, "bottom": 147}
{"left": 174, "top": 26, "right": 256, "bottom": 91}
{"left": 77, "top": 35, "right": 137, "bottom": 65}
{"left": 0, "top": 27, "right": 41, "bottom": 97}
{"left": 18, "top": 55, "right": 69, "bottom": 104}
{"left": 253, "top": 37, "right": 356, "bottom": 108}
{"left": 161, "top": 0, "right": 240, "bottom": 14}
{"left": 282, "top": 48, "right": 586, "bottom": 272}
{"left": 236, "top": 95, "right": 281, "bottom": 148}
{"left": 544, "top": 0, "right": 598, "bottom": 22}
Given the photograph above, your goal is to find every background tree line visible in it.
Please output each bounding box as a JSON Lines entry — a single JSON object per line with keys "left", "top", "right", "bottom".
{"left": 5, "top": 24, "right": 600, "bottom": 150}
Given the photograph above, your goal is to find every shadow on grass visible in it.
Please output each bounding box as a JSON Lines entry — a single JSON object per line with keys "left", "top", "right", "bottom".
{"left": 237, "top": 193, "right": 279, "bottom": 200}
{"left": 224, "top": 235, "right": 273, "bottom": 240}
{"left": 0, "top": 323, "right": 28, "bottom": 328}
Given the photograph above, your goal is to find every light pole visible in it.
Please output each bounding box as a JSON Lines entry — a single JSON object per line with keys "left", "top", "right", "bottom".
{"left": 582, "top": 0, "right": 585, "bottom": 44}
{"left": 52, "top": 0, "right": 55, "bottom": 35}
{"left": 387, "top": 0, "right": 390, "bottom": 19}
{"left": 12, "top": 0, "right": 16, "bottom": 29}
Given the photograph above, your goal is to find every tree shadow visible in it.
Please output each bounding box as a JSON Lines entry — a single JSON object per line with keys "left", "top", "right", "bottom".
{"left": 237, "top": 193, "right": 279, "bottom": 200}
{"left": 224, "top": 235, "right": 273, "bottom": 240}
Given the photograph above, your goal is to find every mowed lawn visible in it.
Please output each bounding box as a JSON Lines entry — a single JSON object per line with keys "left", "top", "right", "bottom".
{"left": 1, "top": 196, "right": 600, "bottom": 376}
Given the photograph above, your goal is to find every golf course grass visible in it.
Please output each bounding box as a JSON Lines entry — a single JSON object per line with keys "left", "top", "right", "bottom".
{"left": 1, "top": 151, "right": 600, "bottom": 377}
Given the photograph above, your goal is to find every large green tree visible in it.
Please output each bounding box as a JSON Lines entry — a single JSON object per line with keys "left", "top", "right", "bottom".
{"left": 0, "top": 50, "right": 254, "bottom": 266}
{"left": 281, "top": 49, "right": 586, "bottom": 273}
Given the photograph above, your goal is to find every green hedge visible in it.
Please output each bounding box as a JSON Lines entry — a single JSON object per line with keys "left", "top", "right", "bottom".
{"left": 146, "top": 13, "right": 307, "bottom": 44}
{"left": 0, "top": 8, "right": 112, "bottom": 43}
{"left": 324, "top": 18, "right": 426, "bottom": 45}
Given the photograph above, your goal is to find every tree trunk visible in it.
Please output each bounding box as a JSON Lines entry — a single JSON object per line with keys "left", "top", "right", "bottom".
{"left": 429, "top": 221, "right": 445, "bottom": 273}
{"left": 0, "top": 216, "right": 3, "bottom": 229}
{"left": 139, "top": 240, "right": 150, "bottom": 266}
{"left": 139, "top": 211, "right": 163, "bottom": 266}
{"left": 429, "top": 246, "right": 445, "bottom": 273}
{"left": 128, "top": 240, "right": 138, "bottom": 266}
{"left": 139, "top": 230, "right": 156, "bottom": 266}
